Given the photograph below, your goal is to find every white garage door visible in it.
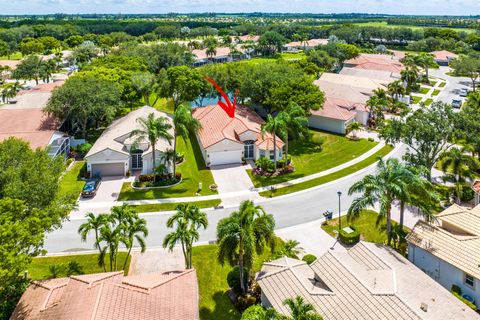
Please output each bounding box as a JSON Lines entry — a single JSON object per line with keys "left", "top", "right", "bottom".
{"left": 91, "top": 163, "right": 125, "bottom": 177}
{"left": 208, "top": 151, "right": 242, "bottom": 166}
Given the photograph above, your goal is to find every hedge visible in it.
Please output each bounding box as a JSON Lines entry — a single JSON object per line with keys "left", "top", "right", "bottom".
{"left": 302, "top": 254, "right": 317, "bottom": 265}
{"left": 339, "top": 227, "right": 360, "bottom": 245}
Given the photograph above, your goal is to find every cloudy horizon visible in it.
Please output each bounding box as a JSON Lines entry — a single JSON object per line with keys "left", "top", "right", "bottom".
{"left": 0, "top": 0, "right": 479, "bottom": 16}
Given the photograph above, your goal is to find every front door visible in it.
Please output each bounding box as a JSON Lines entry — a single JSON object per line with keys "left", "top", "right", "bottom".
{"left": 131, "top": 152, "right": 143, "bottom": 170}
{"left": 244, "top": 141, "right": 254, "bottom": 159}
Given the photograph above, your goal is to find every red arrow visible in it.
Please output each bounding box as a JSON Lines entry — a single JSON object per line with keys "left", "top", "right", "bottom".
{"left": 204, "top": 76, "right": 237, "bottom": 118}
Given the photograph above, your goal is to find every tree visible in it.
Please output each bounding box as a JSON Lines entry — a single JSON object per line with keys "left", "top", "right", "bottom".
{"left": 366, "top": 90, "right": 388, "bottom": 128}
{"left": 158, "top": 66, "right": 203, "bottom": 111}
{"left": 65, "top": 35, "right": 84, "bottom": 48}
{"left": 118, "top": 206, "right": 148, "bottom": 270}
{"left": 45, "top": 74, "right": 121, "bottom": 138}
{"left": 414, "top": 53, "right": 439, "bottom": 80}
{"left": 163, "top": 204, "right": 208, "bottom": 269}
{"left": 19, "top": 38, "right": 44, "bottom": 56}
{"left": 131, "top": 71, "right": 158, "bottom": 106}
{"left": 306, "top": 50, "right": 336, "bottom": 72}
{"left": 346, "top": 121, "right": 362, "bottom": 138}
{"left": 283, "top": 296, "right": 323, "bottom": 320}
{"left": 348, "top": 158, "right": 414, "bottom": 246}
{"left": 38, "top": 36, "right": 61, "bottom": 54}
{"left": 12, "top": 55, "right": 43, "bottom": 84}
{"left": 262, "top": 115, "right": 286, "bottom": 170}
{"left": 0, "top": 40, "right": 9, "bottom": 57}
{"left": 258, "top": 31, "right": 287, "bottom": 55}
{"left": 401, "top": 68, "right": 418, "bottom": 90}
{"left": 283, "top": 240, "right": 303, "bottom": 258}
{"left": 129, "top": 112, "right": 173, "bottom": 182}
{"left": 172, "top": 105, "right": 201, "bottom": 176}
{"left": 78, "top": 213, "right": 109, "bottom": 271}
{"left": 379, "top": 102, "right": 456, "bottom": 181}
{"left": 450, "top": 54, "right": 480, "bottom": 92}
{"left": 387, "top": 80, "right": 406, "bottom": 101}
{"left": 278, "top": 103, "right": 308, "bottom": 164}
{"left": 203, "top": 37, "right": 218, "bottom": 60}
{"left": 216, "top": 200, "right": 275, "bottom": 294}
{"left": 241, "top": 305, "right": 279, "bottom": 320}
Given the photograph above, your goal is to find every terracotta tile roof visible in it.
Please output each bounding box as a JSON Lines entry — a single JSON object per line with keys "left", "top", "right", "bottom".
{"left": 257, "top": 242, "right": 479, "bottom": 320}
{"left": 0, "top": 59, "right": 21, "bottom": 70}
{"left": 0, "top": 108, "right": 60, "bottom": 149}
{"left": 407, "top": 204, "right": 480, "bottom": 279}
{"left": 472, "top": 179, "right": 480, "bottom": 194}
{"left": 310, "top": 97, "right": 358, "bottom": 121}
{"left": 193, "top": 46, "right": 245, "bottom": 60}
{"left": 192, "top": 105, "right": 284, "bottom": 151}
{"left": 11, "top": 269, "right": 199, "bottom": 320}
{"left": 344, "top": 53, "right": 405, "bottom": 73}
{"left": 238, "top": 35, "right": 259, "bottom": 42}
{"left": 314, "top": 79, "right": 375, "bottom": 105}
{"left": 431, "top": 50, "right": 458, "bottom": 61}
{"left": 285, "top": 39, "right": 328, "bottom": 48}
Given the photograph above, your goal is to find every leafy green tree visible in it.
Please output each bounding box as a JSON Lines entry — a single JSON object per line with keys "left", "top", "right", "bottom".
{"left": 130, "top": 112, "right": 173, "bottom": 182}
{"left": 78, "top": 213, "right": 110, "bottom": 271}
{"left": 39, "top": 59, "right": 56, "bottom": 83}
{"left": 65, "top": 35, "right": 84, "bottom": 48}
{"left": 163, "top": 204, "right": 208, "bottom": 269}
{"left": 348, "top": 158, "right": 414, "bottom": 246}
{"left": 19, "top": 38, "right": 44, "bottom": 56}
{"left": 346, "top": 121, "right": 362, "bottom": 138}
{"left": 38, "top": 36, "right": 61, "bottom": 54}
{"left": 216, "top": 200, "right": 275, "bottom": 294}
{"left": 131, "top": 71, "right": 158, "bottom": 106}
{"left": 387, "top": 80, "right": 406, "bottom": 101}
{"left": 262, "top": 115, "right": 286, "bottom": 170}
{"left": 258, "top": 31, "right": 287, "bottom": 55}
{"left": 306, "top": 49, "right": 336, "bottom": 72}
{"left": 241, "top": 305, "right": 279, "bottom": 320}
{"left": 450, "top": 54, "right": 480, "bottom": 92}
{"left": 158, "top": 66, "right": 203, "bottom": 111}
{"left": 45, "top": 74, "right": 121, "bottom": 138}
{"left": 172, "top": 105, "right": 201, "bottom": 176}
{"left": 283, "top": 296, "right": 323, "bottom": 320}
{"left": 68, "top": 43, "right": 99, "bottom": 66}
{"left": 278, "top": 103, "right": 308, "bottom": 163}
{"left": 379, "top": 102, "right": 456, "bottom": 181}
{"left": 401, "top": 68, "right": 418, "bottom": 90}
{"left": 0, "top": 40, "right": 9, "bottom": 57}
{"left": 12, "top": 55, "right": 43, "bottom": 84}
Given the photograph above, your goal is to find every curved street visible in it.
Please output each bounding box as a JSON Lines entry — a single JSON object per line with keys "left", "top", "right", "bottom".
{"left": 44, "top": 144, "right": 408, "bottom": 254}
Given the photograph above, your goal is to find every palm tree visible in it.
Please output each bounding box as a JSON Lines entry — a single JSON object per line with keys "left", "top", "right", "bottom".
{"left": 283, "top": 296, "right": 323, "bottom": 320}
{"left": 121, "top": 213, "right": 148, "bottom": 270}
{"left": 401, "top": 68, "right": 418, "bottom": 89}
{"left": 98, "top": 223, "right": 123, "bottom": 272}
{"left": 130, "top": 113, "right": 173, "bottom": 182}
{"left": 172, "top": 105, "right": 201, "bottom": 177}
{"left": 262, "top": 115, "right": 286, "bottom": 170}
{"left": 440, "top": 147, "right": 479, "bottom": 203}
{"left": 163, "top": 204, "right": 208, "bottom": 269}
{"left": 216, "top": 200, "right": 276, "bottom": 294}
{"left": 366, "top": 95, "right": 387, "bottom": 128}
{"left": 278, "top": 104, "right": 308, "bottom": 165}
{"left": 348, "top": 158, "right": 413, "bottom": 246}
{"left": 346, "top": 121, "right": 361, "bottom": 138}
{"left": 414, "top": 53, "right": 439, "bottom": 81}
{"left": 78, "top": 213, "right": 109, "bottom": 271}
{"left": 283, "top": 240, "right": 303, "bottom": 258}
{"left": 387, "top": 80, "right": 406, "bottom": 101}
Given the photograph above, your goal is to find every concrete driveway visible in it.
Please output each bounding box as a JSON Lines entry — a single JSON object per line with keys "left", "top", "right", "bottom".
{"left": 128, "top": 247, "right": 185, "bottom": 275}
{"left": 210, "top": 163, "right": 255, "bottom": 194}
{"left": 430, "top": 67, "right": 471, "bottom": 106}
{"left": 78, "top": 176, "right": 129, "bottom": 204}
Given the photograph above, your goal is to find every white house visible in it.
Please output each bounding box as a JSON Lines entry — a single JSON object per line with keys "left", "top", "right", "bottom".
{"left": 192, "top": 105, "right": 284, "bottom": 166}
{"left": 309, "top": 97, "right": 359, "bottom": 135}
{"left": 85, "top": 106, "right": 174, "bottom": 177}
{"left": 257, "top": 241, "right": 479, "bottom": 319}
{"left": 283, "top": 38, "right": 328, "bottom": 52}
{"left": 407, "top": 204, "right": 480, "bottom": 310}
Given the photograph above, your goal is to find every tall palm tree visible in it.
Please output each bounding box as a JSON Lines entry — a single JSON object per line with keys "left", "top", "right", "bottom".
{"left": 401, "top": 68, "right": 418, "bottom": 89}
{"left": 216, "top": 200, "right": 276, "bottom": 294}
{"left": 348, "top": 158, "right": 413, "bottom": 246}
{"left": 278, "top": 104, "right": 308, "bottom": 165}
{"left": 163, "top": 204, "right": 208, "bottom": 269}
{"left": 130, "top": 113, "right": 173, "bottom": 182}
{"left": 387, "top": 80, "right": 406, "bottom": 101}
{"left": 78, "top": 213, "right": 109, "bottom": 272}
{"left": 173, "top": 105, "right": 201, "bottom": 177}
{"left": 98, "top": 223, "right": 123, "bottom": 272}
{"left": 262, "top": 115, "right": 286, "bottom": 170}
{"left": 366, "top": 95, "right": 387, "bottom": 128}
{"left": 283, "top": 296, "right": 323, "bottom": 320}
{"left": 121, "top": 214, "right": 148, "bottom": 270}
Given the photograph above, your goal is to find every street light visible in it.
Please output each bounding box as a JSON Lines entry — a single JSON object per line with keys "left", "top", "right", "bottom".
{"left": 337, "top": 191, "right": 342, "bottom": 233}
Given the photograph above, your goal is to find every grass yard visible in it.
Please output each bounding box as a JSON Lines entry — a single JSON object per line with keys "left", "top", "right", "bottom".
{"left": 0, "top": 51, "right": 22, "bottom": 60}
{"left": 424, "top": 98, "right": 433, "bottom": 106}
{"left": 280, "top": 52, "right": 307, "bottom": 60}
{"left": 417, "top": 87, "right": 430, "bottom": 95}
{"left": 438, "top": 82, "right": 446, "bottom": 88}
{"left": 58, "top": 161, "right": 86, "bottom": 201}
{"left": 248, "top": 129, "right": 377, "bottom": 188}
{"left": 131, "top": 199, "right": 221, "bottom": 213}
{"left": 411, "top": 95, "right": 422, "bottom": 104}
{"left": 151, "top": 94, "right": 174, "bottom": 114}
{"left": 321, "top": 210, "right": 408, "bottom": 244}
{"left": 28, "top": 253, "right": 131, "bottom": 280}
{"left": 432, "top": 89, "right": 441, "bottom": 96}
{"left": 351, "top": 21, "right": 477, "bottom": 33}
{"left": 260, "top": 145, "right": 393, "bottom": 198}
{"left": 118, "top": 134, "right": 217, "bottom": 200}
{"left": 193, "top": 238, "right": 285, "bottom": 320}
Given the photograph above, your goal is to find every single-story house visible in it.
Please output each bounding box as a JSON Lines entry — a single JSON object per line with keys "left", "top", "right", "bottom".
{"left": 85, "top": 106, "right": 173, "bottom": 177}
{"left": 192, "top": 105, "right": 284, "bottom": 166}
{"left": 431, "top": 50, "right": 458, "bottom": 66}
{"left": 339, "top": 67, "right": 402, "bottom": 82}
{"left": 0, "top": 108, "right": 69, "bottom": 158}
{"left": 283, "top": 39, "right": 328, "bottom": 52}
{"left": 236, "top": 34, "right": 260, "bottom": 43}
{"left": 11, "top": 269, "right": 199, "bottom": 320}
{"left": 309, "top": 97, "right": 367, "bottom": 135}
{"left": 407, "top": 204, "right": 480, "bottom": 310}
{"left": 343, "top": 53, "right": 405, "bottom": 74}
{"left": 257, "top": 242, "right": 479, "bottom": 320}
{"left": 192, "top": 46, "right": 250, "bottom": 67}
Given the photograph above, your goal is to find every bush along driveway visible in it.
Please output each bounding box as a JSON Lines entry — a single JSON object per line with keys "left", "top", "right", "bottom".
{"left": 118, "top": 134, "right": 217, "bottom": 200}
{"left": 248, "top": 129, "right": 378, "bottom": 188}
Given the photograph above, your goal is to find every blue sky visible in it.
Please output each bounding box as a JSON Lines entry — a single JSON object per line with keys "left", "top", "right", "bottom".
{"left": 1, "top": 0, "right": 479, "bottom": 16}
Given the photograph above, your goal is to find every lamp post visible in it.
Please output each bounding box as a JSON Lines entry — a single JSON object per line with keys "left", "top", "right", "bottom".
{"left": 337, "top": 191, "right": 342, "bottom": 233}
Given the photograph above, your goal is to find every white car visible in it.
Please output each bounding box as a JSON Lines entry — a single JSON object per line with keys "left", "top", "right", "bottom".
{"left": 459, "top": 88, "right": 468, "bottom": 97}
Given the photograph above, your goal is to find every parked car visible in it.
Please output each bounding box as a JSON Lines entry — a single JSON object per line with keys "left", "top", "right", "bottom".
{"left": 81, "top": 178, "right": 101, "bottom": 198}
{"left": 452, "top": 99, "right": 462, "bottom": 109}
{"left": 459, "top": 88, "right": 468, "bottom": 97}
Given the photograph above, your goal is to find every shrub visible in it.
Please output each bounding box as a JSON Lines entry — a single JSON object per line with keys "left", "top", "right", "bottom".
{"left": 241, "top": 305, "right": 271, "bottom": 320}
{"left": 255, "top": 156, "right": 274, "bottom": 172}
{"left": 461, "top": 187, "right": 474, "bottom": 202}
{"left": 339, "top": 227, "right": 360, "bottom": 245}
{"left": 76, "top": 143, "right": 92, "bottom": 155}
{"left": 227, "top": 266, "right": 249, "bottom": 294}
{"left": 451, "top": 284, "right": 462, "bottom": 295}
{"left": 66, "top": 158, "right": 74, "bottom": 166}
{"left": 302, "top": 254, "right": 317, "bottom": 265}
{"left": 451, "top": 290, "right": 476, "bottom": 310}
{"left": 176, "top": 153, "right": 184, "bottom": 164}
{"left": 237, "top": 294, "right": 257, "bottom": 311}
{"left": 367, "top": 137, "right": 374, "bottom": 142}
{"left": 311, "top": 135, "right": 324, "bottom": 149}
{"left": 66, "top": 261, "right": 84, "bottom": 276}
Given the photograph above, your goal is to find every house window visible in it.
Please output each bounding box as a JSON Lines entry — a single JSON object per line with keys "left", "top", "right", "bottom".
{"left": 465, "top": 273, "right": 475, "bottom": 288}
{"left": 259, "top": 150, "right": 265, "bottom": 158}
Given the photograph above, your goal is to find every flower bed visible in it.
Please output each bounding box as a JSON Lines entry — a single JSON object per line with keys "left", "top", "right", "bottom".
{"left": 132, "top": 173, "right": 182, "bottom": 189}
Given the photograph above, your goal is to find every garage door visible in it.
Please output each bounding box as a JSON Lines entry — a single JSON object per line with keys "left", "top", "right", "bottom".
{"left": 91, "top": 163, "right": 124, "bottom": 177}
{"left": 208, "top": 151, "right": 242, "bottom": 166}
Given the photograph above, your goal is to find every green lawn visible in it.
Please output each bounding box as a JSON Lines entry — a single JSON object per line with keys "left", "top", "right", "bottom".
{"left": 427, "top": 81, "right": 437, "bottom": 87}
{"left": 432, "top": 89, "right": 441, "bottom": 96}
{"left": 321, "top": 210, "right": 408, "bottom": 244}
{"left": 193, "top": 238, "right": 285, "bottom": 320}
{"left": 0, "top": 51, "right": 22, "bottom": 60}
{"left": 424, "top": 98, "right": 433, "bottom": 106}
{"left": 151, "top": 94, "right": 174, "bottom": 114}
{"left": 118, "top": 135, "right": 217, "bottom": 200}
{"left": 58, "top": 161, "right": 86, "bottom": 201}
{"left": 411, "top": 95, "right": 422, "bottom": 104}
{"left": 248, "top": 130, "right": 377, "bottom": 188}
{"left": 28, "top": 252, "right": 131, "bottom": 280}
{"left": 417, "top": 87, "right": 430, "bottom": 95}
{"left": 131, "top": 199, "right": 221, "bottom": 213}
{"left": 351, "top": 21, "right": 477, "bottom": 33}
{"left": 280, "top": 52, "right": 307, "bottom": 60}
{"left": 438, "top": 82, "right": 446, "bottom": 88}
{"left": 260, "top": 145, "right": 393, "bottom": 198}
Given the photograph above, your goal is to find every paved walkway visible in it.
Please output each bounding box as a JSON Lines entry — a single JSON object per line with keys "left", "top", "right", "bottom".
{"left": 128, "top": 247, "right": 185, "bottom": 276}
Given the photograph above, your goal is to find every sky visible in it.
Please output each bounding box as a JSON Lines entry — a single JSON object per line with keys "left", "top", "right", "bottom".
{"left": 0, "top": 0, "right": 479, "bottom": 16}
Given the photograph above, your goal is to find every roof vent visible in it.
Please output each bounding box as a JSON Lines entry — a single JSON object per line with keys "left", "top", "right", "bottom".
{"left": 420, "top": 302, "right": 428, "bottom": 312}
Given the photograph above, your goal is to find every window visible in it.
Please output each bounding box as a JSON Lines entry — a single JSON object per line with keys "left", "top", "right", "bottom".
{"left": 465, "top": 273, "right": 475, "bottom": 288}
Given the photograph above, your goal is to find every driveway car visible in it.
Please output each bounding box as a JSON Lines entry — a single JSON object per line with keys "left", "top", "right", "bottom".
{"left": 452, "top": 99, "right": 462, "bottom": 109}
{"left": 459, "top": 88, "right": 468, "bottom": 97}
{"left": 81, "top": 178, "right": 101, "bottom": 198}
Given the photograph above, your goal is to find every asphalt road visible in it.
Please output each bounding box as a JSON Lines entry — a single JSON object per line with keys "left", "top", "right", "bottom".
{"left": 430, "top": 67, "right": 471, "bottom": 106}
{"left": 44, "top": 144, "right": 408, "bottom": 254}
